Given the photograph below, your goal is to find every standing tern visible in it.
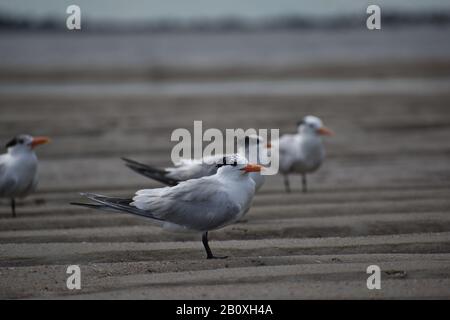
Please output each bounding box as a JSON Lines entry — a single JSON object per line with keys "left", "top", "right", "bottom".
{"left": 276, "top": 115, "right": 333, "bottom": 193}
{"left": 122, "top": 135, "right": 268, "bottom": 191}
{"left": 0, "top": 134, "right": 50, "bottom": 217}
{"left": 72, "top": 154, "right": 261, "bottom": 259}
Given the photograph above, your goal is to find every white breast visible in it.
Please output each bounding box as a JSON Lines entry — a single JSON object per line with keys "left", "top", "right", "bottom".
{"left": 0, "top": 153, "right": 38, "bottom": 198}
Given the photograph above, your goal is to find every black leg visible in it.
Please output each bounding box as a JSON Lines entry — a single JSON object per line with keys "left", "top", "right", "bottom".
{"left": 302, "top": 174, "right": 307, "bottom": 193}
{"left": 11, "top": 198, "right": 16, "bottom": 218}
{"left": 202, "top": 232, "right": 227, "bottom": 259}
{"left": 284, "top": 175, "right": 291, "bottom": 193}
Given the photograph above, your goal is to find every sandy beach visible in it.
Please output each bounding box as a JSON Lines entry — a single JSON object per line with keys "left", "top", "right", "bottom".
{"left": 0, "top": 27, "right": 450, "bottom": 299}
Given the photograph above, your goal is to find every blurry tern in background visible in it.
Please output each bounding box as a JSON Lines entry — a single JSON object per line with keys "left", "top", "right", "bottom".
{"left": 0, "top": 135, "right": 50, "bottom": 217}
{"left": 275, "top": 115, "right": 333, "bottom": 193}
{"left": 122, "top": 135, "right": 269, "bottom": 191}
{"left": 72, "top": 154, "right": 261, "bottom": 259}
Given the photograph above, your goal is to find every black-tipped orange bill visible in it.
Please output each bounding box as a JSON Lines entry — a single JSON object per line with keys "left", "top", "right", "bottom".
{"left": 243, "top": 164, "right": 262, "bottom": 173}
{"left": 31, "top": 136, "right": 51, "bottom": 148}
{"left": 318, "top": 127, "right": 334, "bottom": 136}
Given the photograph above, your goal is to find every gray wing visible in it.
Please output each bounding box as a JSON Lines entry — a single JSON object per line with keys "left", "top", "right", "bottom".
{"left": 0, "top": 161, "right": 18, "bottom": 197}
{"left": 278, "top": 134, "right": 299, "bottom": 172}
{"left": 122, "top": 157, "right": 219, "bottom": 185}
{"left": 71, "top": 193, "right": 165, "bottom": 221}
{"left": 0, "top": 161, "right": 3, "bottom": 175}
{"left": 166, "top": 157, "right": 219, "bottom": 181}
{"left": 122, "top": 157, "right": 180, "bottom": 186}
{"left": 132, "top": 176, "right": 241, "bottom": 232}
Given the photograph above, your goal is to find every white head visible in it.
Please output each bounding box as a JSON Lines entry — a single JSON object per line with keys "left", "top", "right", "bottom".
{"left": 297, "top": 115, "right": 333, "bottom": 137}
{"left": 5, "top": 134, "right": 50, "bottom": 155}
{"left": 215, "top": 154, "right": 262, "bottom": 178}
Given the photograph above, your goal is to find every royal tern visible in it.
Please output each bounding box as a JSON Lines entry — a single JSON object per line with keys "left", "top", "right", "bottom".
{"left": 72, "top": 154, "right": 261, "bottom": 259}
{"left": 0, "top": 134, "right": 50, "bottom": 217}
{"left": 276, "top": 115, "right": 333, "bottom": 193}
{"left": 122, "top": 135, "right": 268, "bottom": 191}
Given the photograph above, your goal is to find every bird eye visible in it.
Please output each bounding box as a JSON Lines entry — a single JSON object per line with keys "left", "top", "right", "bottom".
{"left": 18, "top": 139, "right": 25, "bottom": 144}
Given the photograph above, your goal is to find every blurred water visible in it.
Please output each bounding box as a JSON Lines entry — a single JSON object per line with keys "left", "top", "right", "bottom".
{"left": 2, "top": 78, "right": 449, "bottom": 97}
{"left": 1, "top": 26, "right": 450, "bottom": 69}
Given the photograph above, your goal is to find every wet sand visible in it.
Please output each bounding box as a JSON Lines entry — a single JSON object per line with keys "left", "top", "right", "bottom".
{"left": 0, "top": 29, "right": 450, "bottom": 299}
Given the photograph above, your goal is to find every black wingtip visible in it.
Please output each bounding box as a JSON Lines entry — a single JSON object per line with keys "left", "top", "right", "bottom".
{"left": 121, "top": 157, "right": 143, "bottom": 166}
{"left": 121, "top": 157, "right": 179, "bottom": 186}
{"left": 71, "top": 193, "right": 163, "bottom": 221}
{"left": 70, "top": 202, "right": 101, "bottom": 208}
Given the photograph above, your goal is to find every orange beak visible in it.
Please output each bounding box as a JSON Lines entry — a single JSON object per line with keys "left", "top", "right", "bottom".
{"left": 266, "top": 142, "right": 272, "bottom": 148}
{"left": 31, "top": 136, "right": 51, "bottom": 148}
{"left": 317, "top": 127, "right": 334, "bottom": 136}
{"left": 242, "top": 164, "right": 262, "bottom": 173}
